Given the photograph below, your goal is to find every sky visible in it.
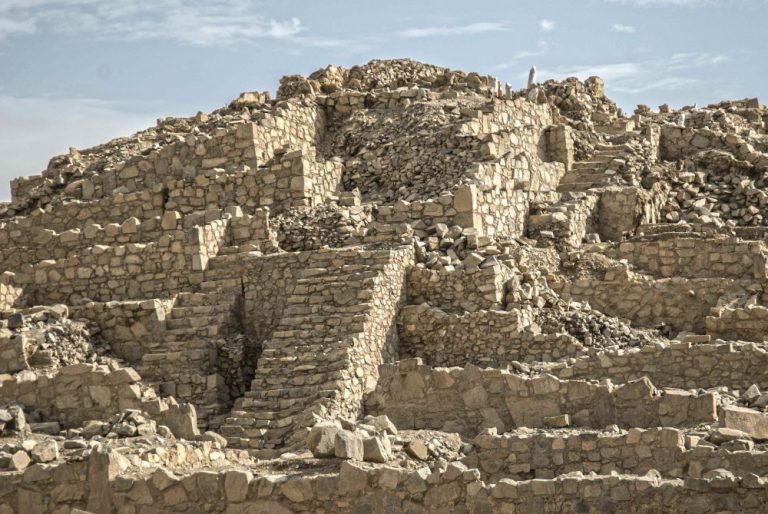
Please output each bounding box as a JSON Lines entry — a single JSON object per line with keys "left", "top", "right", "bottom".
{"left": 0, "top": 0, "right": 766, "bottom": 200}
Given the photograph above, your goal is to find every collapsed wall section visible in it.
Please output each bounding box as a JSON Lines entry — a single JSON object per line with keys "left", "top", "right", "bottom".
{"left": 0, "top": 364, "right": 200, "bottom": 444}
{"left": 549, "top": 270, "right": 756, "bottom": 333}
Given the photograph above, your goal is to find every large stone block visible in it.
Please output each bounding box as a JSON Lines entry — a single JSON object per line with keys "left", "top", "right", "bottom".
{"left": 721, "top": 405, "right": 768, "bottom": 440}
{"left": 334, "top": 430, "right": 364, "bottom": 460}
{"left": 307, "top": 424, "right": 341, "bottom": 458}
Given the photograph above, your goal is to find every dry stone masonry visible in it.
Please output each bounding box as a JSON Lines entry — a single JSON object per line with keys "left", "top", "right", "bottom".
{"left": 0, "top": 58, "right": 767, "bottom": 512}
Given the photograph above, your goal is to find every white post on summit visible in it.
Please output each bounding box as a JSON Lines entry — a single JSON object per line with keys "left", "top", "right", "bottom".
{"left": 527, "top": 66, "right": 537, "bottom": 90}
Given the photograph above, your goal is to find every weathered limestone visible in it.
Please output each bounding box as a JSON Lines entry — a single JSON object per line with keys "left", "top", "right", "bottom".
{"left": 0, "top": 363, "right": 197, "bottom": 438}
{"left": 0, "top": 59, "right": 767, "bottom": 511}
{"left": 367, "top": 359, "right": 717, "bottom": 436}
{"left": 407, "top": 264, "right": 512, "bottom": 312}
{"left": 400, "top": 304, "right": 586, "bottom": 366}
{"left": 468, "top": 427, "right": 768, "bottom": 482}
{"left": 541, "top": 341, "right": 768, "bottom": 391}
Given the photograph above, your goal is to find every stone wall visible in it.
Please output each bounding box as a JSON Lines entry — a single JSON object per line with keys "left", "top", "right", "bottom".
{"left": 549, "top": 270, "right": 755, "bottom": 333}
{"left": 366, "top": 359, "right": 717, "bottom": 436}
{"left": 97, "top": 100, "right": 325, "bottom": 197}
{"left": 0, "top": 216, "right": 186, "bottom": 273}
{"left": 528, "top": 194, "right": 600, "bottom": 249}
{"left": 472, "top": 162, "right": 537, "bottom": 239}
{"left": 229, "top": 208, "right": 277, "bottom": 249}
{"left": 71, "top": 299, "right": 172, "bottom": 363}
{"left": 706, "top": 305, "right": 768, "bottom": 342}
{"left": 0, "top": 335, "right": 28, "bottom": 374}
{"left": 0, "top": 364, "right": 147, "bottom": 428}
{"left": 660, "top": 123, "right": 768, "bottom": 163}
{"left": 165, "top": 147, "right": 343, "bottom": 216}
{"left": 0, "top": 274, "right": 23, "bottom": 310}
{"left": 15, "top": 218, "right": 229, "bottom": 305}
{"left": 547, "top": 124, "right": 574, "bottom": 171}
{"left": 2, "top": 458, "right": 768, "bottom": 514}
{"left": 468, "top": 427, "right": 768, "bottom": 482}
{"left": 0, "top": 362, "right": 199, "bottom": 440}
{"left": 598, "top": 186, "right": 663, "bottom": 242}
{"left": 0, "top": 189, "right": 164, "bottom": 234}
{"left": 606, "top": 235, "right": 768, "bottom": 279}
{"left": 469, "top": 99, "right": 567, "bottom": 239}
{"left": 400, "top": 304, "right": 586, "bottom": 366}
{"left": 336, "top": 96, "right": 565, "bottom": 240}
{"left": 373, "top": 186, "right": 480, "bottom": 235}
{"left": 406, "top": 264, "right": 513, "bottom": 312}
{"left": 543, "top": 341, "right": 768, "bottom": 391}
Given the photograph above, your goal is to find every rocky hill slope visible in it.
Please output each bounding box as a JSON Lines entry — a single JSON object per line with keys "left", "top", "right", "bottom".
{"left": 0, "top": 58, "right": 767, "bottom": 513}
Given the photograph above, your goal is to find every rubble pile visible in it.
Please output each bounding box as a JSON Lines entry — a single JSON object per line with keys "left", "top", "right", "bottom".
{"left": 0, "top": 306, "right": 103, "bottom": 374}
{"left": 277, "top": 59, "right": 497, "bottom": 99}
{"left": 507, "top": 270, "right": 663, "bottom": 349}
{"left": 322, "top": 99, "right": 482, "bottom": 201}
{"left": 273, "top": 202, "right": 372, "bottom": 251}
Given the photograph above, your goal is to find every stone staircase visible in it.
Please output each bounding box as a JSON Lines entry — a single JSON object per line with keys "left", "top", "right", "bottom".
{"left": 556, "top": 143, "right": 630, "bottom": 193}
{"left": 527, "top": 142, "right": 635, "bottom": 248}
{"left": 138, "top": 287, "right": 241, "bottom": 424}
{"left": 219, "top": 246, "right": 413, "bottom": 454}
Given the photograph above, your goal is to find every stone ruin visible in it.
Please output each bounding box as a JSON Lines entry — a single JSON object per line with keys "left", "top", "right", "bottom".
{"left": 0, "top": 58, "right": 767, "bottom": 512}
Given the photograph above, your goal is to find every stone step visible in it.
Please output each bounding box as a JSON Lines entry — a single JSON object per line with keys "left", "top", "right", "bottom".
{"left": 272, "top": 313, "right": 367, "bottom": 330}
{"left": 260, "top": 342, "right": 349, "bottom": 359}
{"left": 139, "top": 352, "right": 212, "bottom": 375}
{"left": 556, "top": 183, "right": 607, "bottom": 193}
{"left": 175, "top": 292, "right": 226, "bottom": 307}
{"left": 248, "top": 370, "right": 343, "bottom": 389}
{"left": 235, "top": 391, "right": 336, "bottom": 418}
{"left": 571, "top": 158, "right": 612, "bottom": 169}
{"left": 595, "top": 143, "right": 630, "bottom": 152}
{"left": 559, "top": 172, "right": 612, "bottom": 184}
{"left": 170, "top": 304, "right": 234, "bottom": 319}
{"left": 255, "top": 360, "right": 348, "bottom": 378}
{"left": 165, "top": 315, "right": 223, "bottom": 330}
{"left": 206, "top": 253, "right": 260, "bottom": 270}
{"left": 216, "top": 245, "right": 258, "bottom": 256}
{"left": 294, "top": 275, "right": 378, "bottom": 288}
{"left": 163, "top": 325, "right": 226, "bottom": 339}
{"left": 199, "top": 278, "right": 242, "bottom": 293}
{"left": 243, "top": 385, "right": 337, "bottom": 401}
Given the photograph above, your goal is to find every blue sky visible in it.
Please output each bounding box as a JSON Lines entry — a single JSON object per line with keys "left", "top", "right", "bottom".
{"left": 0, "top": 0, "right": 766, "bottom": 200}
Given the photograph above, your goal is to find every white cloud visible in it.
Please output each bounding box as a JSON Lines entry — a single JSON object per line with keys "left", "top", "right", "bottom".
{"left": 0, "top": 0, "right": 311, "bottom": 46}
{"left": 604, "top": 0, "right": 753, "bottom": 6}
{"left": 0, "top": 95, "right": 156, "bottom": 200}
{"left": 494, "top": 41, "right": 550, "bottom": 70}
{"left": 535, "top": 52, "right": 729, "bottom": 82}
{"left": 667, "top": 52, "right": 729, "bottom": 69}
{"left": 606, "top": 0, "right": 705, "bottom": 5}
{"left": 612, "top": 76, "right": 700, "bottom": 94}
{"left": 610, "top": 23, "right": 636, "bottom": 32}
{"left": 539, "top": 19, "right": 555, "bottom": 31}
{"left": 532, "top": 52, "right": 728, "bottom": 98}
{"left": 536, "top": 62, "right": 644, "bottom": 81}
{"left": 397, "top": 22, "right": 509, "bottom": 38}
{"left": 0, "top": 16, "right": 36, "bottom": 40}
